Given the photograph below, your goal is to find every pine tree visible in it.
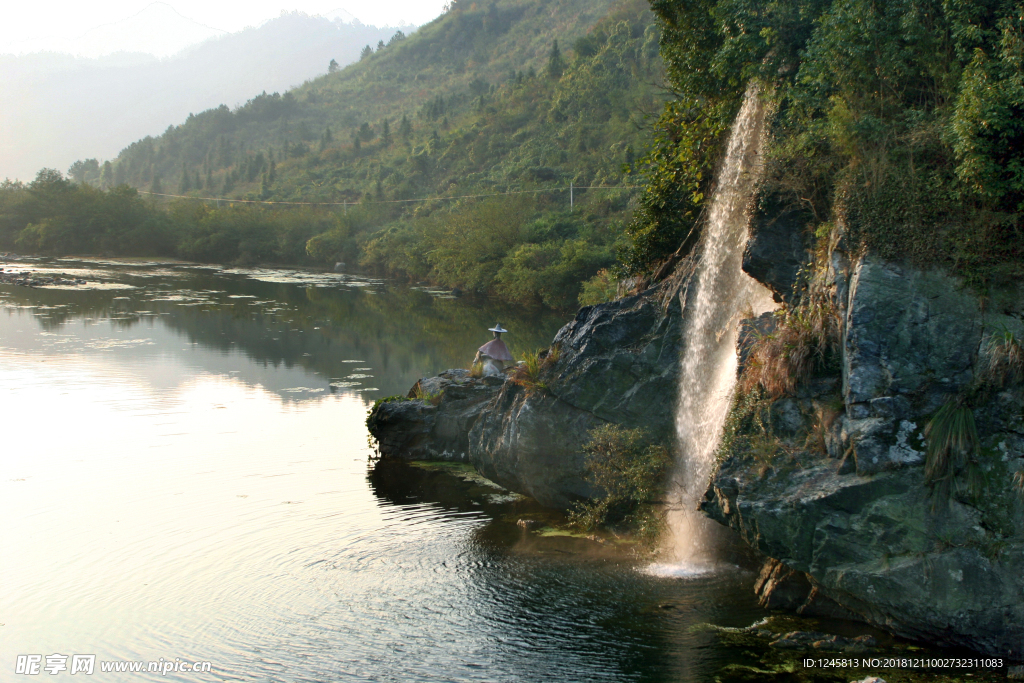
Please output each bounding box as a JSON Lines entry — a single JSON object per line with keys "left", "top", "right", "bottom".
{"left": 360, "top": 45, "right": 372, "bottom": 60}
{"left": 328, "top": 58, "right": 339, "bottom": 73}
{"left": 399, "top": 115, "right": 412, "bottom": 140}
{"left": 180, "top": 164, "right": 192, "bottom": 193}
{"left": 381, "top": 118, "right": 392, "bottom": 146}
{"left": 546, "top": 40, "right": 564, "bottom": 79}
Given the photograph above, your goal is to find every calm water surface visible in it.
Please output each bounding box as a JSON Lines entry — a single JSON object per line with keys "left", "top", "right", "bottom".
{"left": 1, "top": 259, "right": 774, "bottom": 682}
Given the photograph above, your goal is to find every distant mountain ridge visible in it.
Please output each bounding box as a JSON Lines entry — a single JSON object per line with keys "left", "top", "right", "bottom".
{"left": 1, "top": 14, "right": 401, "bottom": 181}
{"left": 7, "top": 2, "right": 228, "bottom": 59}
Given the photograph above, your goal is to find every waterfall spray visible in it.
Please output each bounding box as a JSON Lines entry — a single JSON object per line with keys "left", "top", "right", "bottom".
{"left": 655, "top": 86, "right": 776, "bottom": 575}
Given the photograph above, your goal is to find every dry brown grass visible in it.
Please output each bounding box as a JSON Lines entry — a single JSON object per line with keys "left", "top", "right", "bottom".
{"left": 510, "top": 344, "right": 561, "bottom": 393}
{"left": 738, "top": 295, "right": 840, "bottom": 399}
{"left": 982, "top": 327, "right": 1024, "bottom": 388}
{"left": 804, "top": 399, "right": 843, "bottom": 455}
{"left": 510, "top": 350, "right": 546, "bottom": 392}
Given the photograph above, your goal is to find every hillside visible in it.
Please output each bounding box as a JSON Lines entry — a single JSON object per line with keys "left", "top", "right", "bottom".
{"left": 0, "top": 14, "right": 399, "bottom": 182}
{"left": 2, "top": 0, "right": 666, "bottom": 310}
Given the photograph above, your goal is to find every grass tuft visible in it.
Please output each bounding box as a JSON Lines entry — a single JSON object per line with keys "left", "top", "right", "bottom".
{"left": 923, "top": 398, "right": 983, "bottom": 509}
{"left": 412, "top": 385, "right": 444, "bottom": 405}
{"left": 982, "top": 327, "right": 1024, "bottom": 388}
{"left": 510, "top": 345, "right": 561, "bottom": 393}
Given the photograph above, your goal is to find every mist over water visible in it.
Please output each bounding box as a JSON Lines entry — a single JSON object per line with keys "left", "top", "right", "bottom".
{"left": 666, "top": 87, "right": 776, "bottom": 567}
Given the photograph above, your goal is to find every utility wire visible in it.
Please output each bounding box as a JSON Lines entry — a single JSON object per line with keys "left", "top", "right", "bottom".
{"left": 137, "top": 184, "right": 640, "bottom": 207}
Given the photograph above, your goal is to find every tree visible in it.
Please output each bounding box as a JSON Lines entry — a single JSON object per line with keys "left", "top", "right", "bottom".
{"left": 377, "top": 40, "right": 386, "bottom": 52}
{"left": 68, "top": 159, "right": 99, "bottom": 185}
{"left": 179, "top": 164, "right": 192, "bottom": 193}
{"left": 546, "top": 40, "right": 564, "bottom": 79}
{"left": 360, "top": 45, "right": 372, "bottom": 60}
{"left": 328, "top": 58, "right": 339, "bottom": 73}
{"left": 101, "top": 161, "right": 114, "bottom": 189}
{"left": 381, "top": 118, "right": 392, "bottom": 147}
{"left": 399, "top": 115, "right": 412, "bottom": 141}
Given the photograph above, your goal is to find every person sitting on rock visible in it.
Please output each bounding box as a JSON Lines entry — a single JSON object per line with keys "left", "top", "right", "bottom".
{"left": 474, "top": 323, "right": 514, "bottom": 377}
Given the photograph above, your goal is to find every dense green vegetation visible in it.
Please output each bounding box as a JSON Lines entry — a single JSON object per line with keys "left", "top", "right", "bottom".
{"left": 568, "top": 424, "right": 671, "bottom": 545}
{"left": 1, "top": 0, "right": 665, "bottom": 310}
{"left": 634, "top": 0, "right": 1023, "bottom": 286}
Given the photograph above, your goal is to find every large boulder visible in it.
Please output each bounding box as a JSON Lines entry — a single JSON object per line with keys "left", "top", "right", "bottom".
{"left": 367, "top": 284, "right": 687, "bottom": 508}
{"left": 466, "top": 285, "right": 685, "bottom": 507}
{"left": 743, "top": 194, "right": 813, "bottom": 303}
{"left": 367, "top": 369, "right": 503, "bottom": 462}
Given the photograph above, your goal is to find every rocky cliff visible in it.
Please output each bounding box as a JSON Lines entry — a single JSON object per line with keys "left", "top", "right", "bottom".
{"left": 702, "top": 222, "right": 1024, "bottom": 658}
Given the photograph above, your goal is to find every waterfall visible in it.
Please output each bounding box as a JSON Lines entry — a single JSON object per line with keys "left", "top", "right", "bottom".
{"left": 654, "top": 86, "right": 776, "bottom": 575}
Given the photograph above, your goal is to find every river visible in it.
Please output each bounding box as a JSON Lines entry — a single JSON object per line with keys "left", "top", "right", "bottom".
{"left": 2, "top": 258, "right": 880, "bottom": 682}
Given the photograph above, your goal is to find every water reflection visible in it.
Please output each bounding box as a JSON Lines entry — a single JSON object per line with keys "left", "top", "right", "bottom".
{"left": 0, "top": 259, "right": 568, "bottom": 400}
{"left": 1, "top": 259, "right": 829, "bottom": 683}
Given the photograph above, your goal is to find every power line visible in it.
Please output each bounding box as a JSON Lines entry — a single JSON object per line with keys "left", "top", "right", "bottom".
{"left": 137, "top": 184, "right": 640, "bottom": 207}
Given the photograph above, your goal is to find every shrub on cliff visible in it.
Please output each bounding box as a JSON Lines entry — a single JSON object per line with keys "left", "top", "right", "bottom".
{"left": 569, "top": 424, "right": 671, "bottom": 545}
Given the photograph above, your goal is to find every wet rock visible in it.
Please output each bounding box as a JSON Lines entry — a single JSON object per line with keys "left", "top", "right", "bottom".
{"left": 754, "top": 558, "right": 812, "bottom": 610}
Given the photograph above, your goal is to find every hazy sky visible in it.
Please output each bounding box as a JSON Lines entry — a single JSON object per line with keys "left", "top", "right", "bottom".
{"left": 1, "top": 1, "right": 447, "bottom": 51}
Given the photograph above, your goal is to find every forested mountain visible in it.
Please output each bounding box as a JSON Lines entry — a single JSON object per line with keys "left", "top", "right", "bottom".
{"left": 0, "top": 14, "right": 399, "bottom": 182}
{"left": 2, "top": 0, "right": 665, "bottom": 310}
